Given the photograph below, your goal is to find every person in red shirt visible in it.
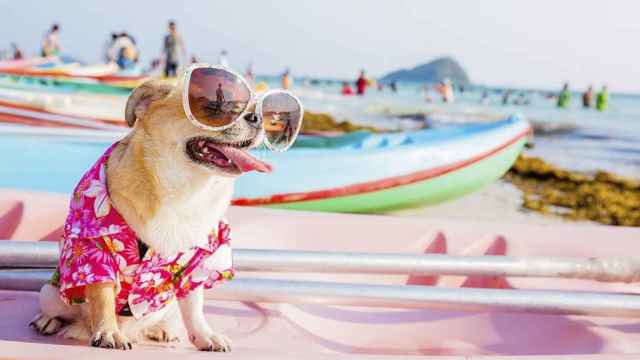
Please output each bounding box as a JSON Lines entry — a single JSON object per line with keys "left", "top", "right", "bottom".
{"left": 356, "top": 70, "right": 368, "bottom": 95}
{"left": 341, "top": 81, "right": 354, "bottom": 96}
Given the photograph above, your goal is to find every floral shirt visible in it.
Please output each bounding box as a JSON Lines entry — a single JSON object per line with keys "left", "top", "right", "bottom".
{"left": 52, "top": 143, "right": 234, "bottom": 319}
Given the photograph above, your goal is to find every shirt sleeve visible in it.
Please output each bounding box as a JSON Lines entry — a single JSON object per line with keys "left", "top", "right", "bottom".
{"left": 57, "top": 236, "right": 119, "bottom": 305}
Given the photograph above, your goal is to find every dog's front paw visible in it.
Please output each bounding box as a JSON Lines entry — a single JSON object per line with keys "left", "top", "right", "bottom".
{"left": 144, "top": 324, "right": 179, "bottom": 343}
{"left": 29, "top": 313, "right": 65, "bottom": 335}
{"left": 91, "top": 328, "right": 132, "bottom": 350}
{"left": 189, "top": 331, "right": 232, "bottom": 352}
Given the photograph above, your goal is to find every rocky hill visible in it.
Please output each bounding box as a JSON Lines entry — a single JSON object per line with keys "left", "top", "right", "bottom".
{"left": 380, "top": 57, "right": 470, "bottom": 85}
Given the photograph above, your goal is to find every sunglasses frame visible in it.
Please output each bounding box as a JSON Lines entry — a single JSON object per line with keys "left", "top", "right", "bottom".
{"left": 182, "top": 63, "right": 304, "bottom": 152}
{"left": 256, "top": 88, "right": 304, "bottom": 152}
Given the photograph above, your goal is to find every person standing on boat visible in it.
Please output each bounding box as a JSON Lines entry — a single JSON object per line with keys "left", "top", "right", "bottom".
{"left": 41, "top": 23, "right": 61, "bottom": 57}
{"left": 104, "top": 33, "right": 118, "bottom": 63}
{"left": 582, "top": 85, "right": 593, "bottom": 108}
{"left": 557, "top": 83, "right": 571, "bottom": 108}
{"left": 111, "top": 33, "right": 139, "bottom": 70}
{"left": 356, "top": 70, "right": 368, "bottom": 96}
{"left": 162, "top": 20, "right": 186, "bottom": 78}
{"left": 596, "top": 85, "right": 609, "bottom": 112}
{"left": 11, "top": 43, "right": 23, "bottom": 60}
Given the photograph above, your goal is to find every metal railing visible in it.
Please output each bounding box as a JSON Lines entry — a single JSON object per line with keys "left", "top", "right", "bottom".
{"left": 1, "top": 241, "right": 639, "bottom": 318}
{"left": 2, "top": 241, "right": 640, "bottom": 282}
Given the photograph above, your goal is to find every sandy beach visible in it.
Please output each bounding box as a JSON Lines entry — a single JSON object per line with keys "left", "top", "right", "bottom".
{"left": 390, "top": 180, "right": 574, "bottom": 225}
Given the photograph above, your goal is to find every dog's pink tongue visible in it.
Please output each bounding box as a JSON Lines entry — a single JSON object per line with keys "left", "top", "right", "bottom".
{"left": 215, "top": 146, "right": 273, "bottom": 173}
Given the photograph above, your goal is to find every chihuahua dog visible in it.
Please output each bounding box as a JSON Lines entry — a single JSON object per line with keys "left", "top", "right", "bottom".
{"left": 29, "top": 77, "right": 274, "bottom": 352}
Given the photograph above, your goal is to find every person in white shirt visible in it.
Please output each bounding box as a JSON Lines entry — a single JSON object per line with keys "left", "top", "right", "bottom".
{"left": 41, "top": 24, "right": 61, "bottom": 57}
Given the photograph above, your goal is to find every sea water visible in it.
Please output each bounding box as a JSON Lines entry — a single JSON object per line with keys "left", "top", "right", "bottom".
{"left": 263, "top": 77, "right": 640, "bottom": 179}
{"left": 0, "top": 78, "right": 637, "bottom": 195}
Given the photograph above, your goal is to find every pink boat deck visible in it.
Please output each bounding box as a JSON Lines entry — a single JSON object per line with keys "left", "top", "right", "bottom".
{"left": 1, "top": 189, "right": 640, "bottom": 359}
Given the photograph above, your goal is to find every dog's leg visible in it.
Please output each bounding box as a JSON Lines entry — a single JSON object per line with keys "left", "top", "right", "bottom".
{"left": 86, "top": 282, "right": 132, "bottom": 350}
{"left": 143, "top": 302, "right": 181, "bottom": 343}
{"left": 178, "top": 287, "right": 231, "bottom": 352}
{"left": 30, "top": 283, "right": 79, "bottom": 335}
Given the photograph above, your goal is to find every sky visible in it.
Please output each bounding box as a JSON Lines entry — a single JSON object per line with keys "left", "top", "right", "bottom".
{"left": 1, "top": 0, "right": 639, "bottom": 92}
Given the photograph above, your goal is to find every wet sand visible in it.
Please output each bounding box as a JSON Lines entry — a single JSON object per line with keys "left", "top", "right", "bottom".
{"left": 391, "top": 180, "right": 594, "bottom": 226}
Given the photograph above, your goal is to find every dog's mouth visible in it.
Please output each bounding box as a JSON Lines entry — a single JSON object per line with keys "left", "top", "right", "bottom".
{"left": 186, "top": 137, "right": 272, "bottom": 174}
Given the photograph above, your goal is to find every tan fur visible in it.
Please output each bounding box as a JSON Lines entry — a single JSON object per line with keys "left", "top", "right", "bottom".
{"left": 33, "top": 76, "right": 262, "bottom": 351}
{"left": 85, "top": 283, "right": 131, "bottom": 349}
{"left": 86, "top": 283, "right": 117, "bottom": 332}
{"left": 106, "top": 78, "right": 257, "bottom": 255}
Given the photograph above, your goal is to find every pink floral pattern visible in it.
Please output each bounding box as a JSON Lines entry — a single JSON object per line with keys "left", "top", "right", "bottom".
{"left": 55, "top": 143, "right": 234, "bottom": 318}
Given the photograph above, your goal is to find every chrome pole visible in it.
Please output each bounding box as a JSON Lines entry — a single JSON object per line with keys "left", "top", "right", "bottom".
{"left": 0, "top": 241, "right": 58, "bottom": 268}
{"left": 238, "top": 249, "right": 640, "bottom": 283}
{"left": 1, "top": 241, "right": 640, "bottom": 283}
{"left": 1, "top": 269, "right": 639, "bottom": 318}
{"left": 0, "top": 269, "right": 51, "bottom": 291}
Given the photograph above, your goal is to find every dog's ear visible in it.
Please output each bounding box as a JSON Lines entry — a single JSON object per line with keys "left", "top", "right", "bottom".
{"left": 124, "top": 80, "right": 174, "bottom": 127}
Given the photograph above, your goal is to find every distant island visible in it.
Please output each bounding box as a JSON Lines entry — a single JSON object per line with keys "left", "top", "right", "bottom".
{"left": 379, "top": 57, "right": 471, "bottom": 85}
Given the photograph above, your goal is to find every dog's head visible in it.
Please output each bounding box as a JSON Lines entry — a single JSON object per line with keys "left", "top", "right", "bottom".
{"left": 124, "top": 79, "right": 272, "bottom": 178}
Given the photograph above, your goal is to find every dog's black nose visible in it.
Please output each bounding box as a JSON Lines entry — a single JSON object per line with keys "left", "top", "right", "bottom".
{"left": 244, "top": 112, "right": 259, "bottom": 124}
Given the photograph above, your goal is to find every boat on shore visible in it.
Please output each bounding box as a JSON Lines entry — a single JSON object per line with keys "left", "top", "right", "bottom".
{"left": 235, "top": 115, "right": 531, "bottom": 212}
{"left": 0, "top": 189, "right": 639, "bottom": 359}
{"left": 0, "top": 74, "right": 135, "bottom": 95}
{"left": 0, "top": 57, "right": 147, "bottom": 90}
{"left": 0, "top": 116, "right": 530, "bottom": 212}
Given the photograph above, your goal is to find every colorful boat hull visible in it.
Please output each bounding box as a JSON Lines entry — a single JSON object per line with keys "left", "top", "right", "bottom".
{"left": 0, "top": 115, "right": 529, "bottom": 212}
{"left": 0, "top": 74, "right": 134, "bottom": 95}
{"left": 257, "top": 135, "right": 525, "bottom": 212}
{"left": 233, "top": 116, "right": 530, "bottom": 212}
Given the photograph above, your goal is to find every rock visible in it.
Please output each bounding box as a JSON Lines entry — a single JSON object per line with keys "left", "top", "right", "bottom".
{"left": 379, "top": 57, "right": 471, "bottom": 85}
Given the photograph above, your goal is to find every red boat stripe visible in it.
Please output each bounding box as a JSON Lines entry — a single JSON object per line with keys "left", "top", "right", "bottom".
{"left": 0, "top": 112, "right": 92, "bottom": 129}
{"left": 232, "top": 127, "right": 531, "bottom": 206}
{"left": 0, "top": 69, "right": 146, "bottom": 82}
{"left": 0, "top": 99, "right": 125, "bottom": 127}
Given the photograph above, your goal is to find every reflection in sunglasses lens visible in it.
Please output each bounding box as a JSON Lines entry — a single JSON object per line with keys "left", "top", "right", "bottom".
{"left": 188, "top": 68, "right": 251, "bottom": 128}
{"left": 261, "top": 93, "right": 302, "bottom": 150}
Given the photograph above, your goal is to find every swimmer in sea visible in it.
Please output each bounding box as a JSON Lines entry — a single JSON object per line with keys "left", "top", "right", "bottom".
{"left": 596, "top": 85, "right": 608, "bottom": 112}
{"left": 557, "top": 83, "right": 571, "bottom": 108}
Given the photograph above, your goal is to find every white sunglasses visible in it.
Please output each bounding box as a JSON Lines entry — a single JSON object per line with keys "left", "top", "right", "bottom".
{"left": 182, "top": 63, "right": 304, "bottom": 152}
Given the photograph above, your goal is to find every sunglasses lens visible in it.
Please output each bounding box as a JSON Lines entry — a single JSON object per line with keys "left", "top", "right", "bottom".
{"left": 188, "top": 67, "right": 251, "bottom": 129}
{"left": 261, "top": 92, "right": 302, "bottom": 151}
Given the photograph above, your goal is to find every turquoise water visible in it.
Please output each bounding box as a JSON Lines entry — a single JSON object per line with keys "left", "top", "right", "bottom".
{"left": 273, "top": 78, "right": 640, "bottom": 178}
{"left": 0, "top": 78, "right": 638, "bottom": 195}
{"left": 0, "top": 137, "right": 108, "bottom": 192}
